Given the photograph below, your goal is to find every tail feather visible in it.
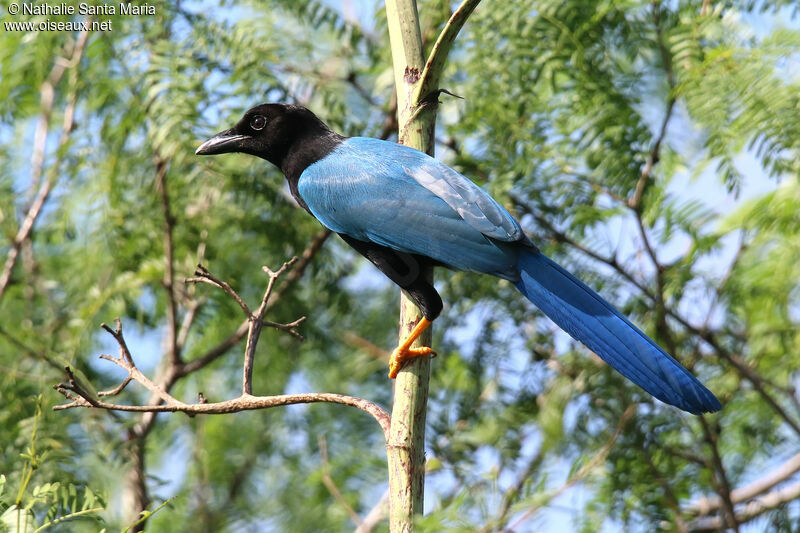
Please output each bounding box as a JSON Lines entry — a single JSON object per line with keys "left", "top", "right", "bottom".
{"left": 514, "top": 249, "right": 721, "bottom": 414}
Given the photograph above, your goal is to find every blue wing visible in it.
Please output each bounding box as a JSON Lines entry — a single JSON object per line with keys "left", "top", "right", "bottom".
{"left": 298, "top": 137, "right": 524, "bottom": 279}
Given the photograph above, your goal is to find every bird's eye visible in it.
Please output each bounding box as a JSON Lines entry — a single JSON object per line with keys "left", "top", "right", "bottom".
{"left": 250, "top": 115, "right": 267, "bottom": 131}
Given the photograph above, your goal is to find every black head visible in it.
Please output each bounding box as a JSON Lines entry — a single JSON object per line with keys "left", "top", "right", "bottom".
{"left": 196, "top": 103, "right": 341, "bottom": 176}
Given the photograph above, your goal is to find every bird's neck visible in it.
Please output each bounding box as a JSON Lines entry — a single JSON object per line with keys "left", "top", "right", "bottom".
{"left": 279, "top": 128, "right": 344, "bottom": 209}
{"left": 280, "top": 129, "right": 343, "bottom": 182}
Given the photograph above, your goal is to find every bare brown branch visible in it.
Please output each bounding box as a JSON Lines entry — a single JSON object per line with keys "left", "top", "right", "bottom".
{"left": 56, "top": 382, "right": 389, "bottom": 437}
{"left": 688, "top": 452, "right": 800, "bottom": 517}
{"left": 262, "top": 317, "right": 307, "bottom": 341}
{"left": 699, "top": 417, "right": 739, "bottom": 532}
{"left": 628, "top": 2, "right": 676, "bottom": 212}
{"left": 98, "top": 376, "right": 133, "bottom": 397}
{"left": 155, "top": 156, "right": 181, "bottom": 367}
{"left": 95, "top": 320, "right": 183, "bottom": 407}
{"left": 178, "top": 228, "right": 331, "bottom": 377}
{"left": 319, "top": 435, "right": 365, "bottom": 528}
{"left": 0, "top": 26, "right": 90, "bottom": 303}
{"left": 691, "top": 480, "right": 800, "bottom": 530}
{"left": 506, "top": 405, "right": 635, "bottom": 531}
{"left": 240, "top": 258, "right": 299, "bottom": 395}
{"left": 483, "top": 447, "right": 544, "bottom": 532}
{"left": 186, "top": 265, "right": 252, "bottom": 316}
{"left": 354, "top": 489, "right": 389, "bottom": 533}
{"left": 55, "top": 257, "right": 390, "bottom": 439}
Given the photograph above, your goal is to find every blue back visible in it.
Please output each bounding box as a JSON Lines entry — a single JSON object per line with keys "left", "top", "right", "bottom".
{"left": 298, "top": 137, "right": 525, "bottom": 279}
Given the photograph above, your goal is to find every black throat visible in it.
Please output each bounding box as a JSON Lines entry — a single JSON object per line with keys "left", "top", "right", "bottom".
{"left": 271, "top": 114, "right": 344, "bottom": 210}
{"left": 281, "top": 129, "right": 343, "bottom": 198}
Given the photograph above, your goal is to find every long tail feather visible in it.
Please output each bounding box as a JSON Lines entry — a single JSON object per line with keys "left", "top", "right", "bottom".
{"left": 514, "top": 249, "right": 720, "bottom": 414}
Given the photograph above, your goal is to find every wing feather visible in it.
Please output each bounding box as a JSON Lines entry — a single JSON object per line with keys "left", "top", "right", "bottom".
{"left": 297, "top": 137, "right": 524, "bottom": 278}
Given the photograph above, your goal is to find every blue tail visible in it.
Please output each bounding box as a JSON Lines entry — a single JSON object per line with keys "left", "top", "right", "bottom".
{"left": 513, "top": 249, "right": 721, "bottom": 414}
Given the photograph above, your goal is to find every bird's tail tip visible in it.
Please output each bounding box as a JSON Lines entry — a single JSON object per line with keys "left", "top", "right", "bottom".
{"left": 513, "top": 249, "right": 721, "bottom": 415}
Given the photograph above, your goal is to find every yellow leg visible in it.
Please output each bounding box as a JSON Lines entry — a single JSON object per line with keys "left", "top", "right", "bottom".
{"left": 388, "top": 317, "right": 436, "bottom": 379}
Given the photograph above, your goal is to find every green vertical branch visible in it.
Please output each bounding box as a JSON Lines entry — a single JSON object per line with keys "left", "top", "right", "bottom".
{"left": 385, "top": 2, "right": 432, "bottom": 530}
{"left": 384, "top": 1, "right": 481, "bottom": 531}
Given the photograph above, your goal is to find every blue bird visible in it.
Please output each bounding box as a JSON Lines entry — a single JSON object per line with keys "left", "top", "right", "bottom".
{"left": 196, "top": 103, "right": 721, "bottom": 415}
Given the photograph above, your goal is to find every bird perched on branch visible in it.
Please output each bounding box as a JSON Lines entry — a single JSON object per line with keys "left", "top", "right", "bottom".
{"left": 196, "top": 103, "right": 721, "bottom": 415}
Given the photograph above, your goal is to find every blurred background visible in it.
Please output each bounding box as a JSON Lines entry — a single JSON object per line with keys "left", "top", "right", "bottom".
{"left": 1, "top": 0, "right": 799, "bottom": 531}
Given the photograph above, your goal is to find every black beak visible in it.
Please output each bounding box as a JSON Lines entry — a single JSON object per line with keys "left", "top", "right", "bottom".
{"left": 195, "top": 128, "right": 250, "bottom": 155}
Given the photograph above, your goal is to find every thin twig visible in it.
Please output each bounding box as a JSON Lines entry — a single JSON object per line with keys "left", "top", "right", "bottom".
{"left": 98, "top": 376, "right": 133, "bottom": 397}
{"left": 699, "top": 417, "right": 740, "bottom": 532}
{"left": 354, "top": 489, "right": 389, "bottom": 533}
{"left": 413, "top": 0, "right": 483, "bottom": 110}
{"left": 319, "top": 435, "right": 365, "bottom": 528}
{"left": 178, "top": 229, "right": 330, "bottom": 377}
{"left": 688, "top": 451, "right": 800, "bottom": 516}
{"left": 97, "top": 320, "right": 183, "bottom": 407}
{"left": 54, "top": 256, "right": 391, "bottom": 438}
{"left": 262, "top": 317, "right": 306, "bottom": 341}
{"left": 506, "top": 405, "right": 635, "bottom": 531}
{"left": 241, "top": 258, "right": 299, "bottom": 395}
{"left": 0, "top": 26, "right": 90, "bottom": 303}
{"left": 186, "top": 265, "right": 252, "bottom": 316}
{"left": 100, "top": 319, "right": 135, "bottom": 365}
{"left": 0, "top": 325, "right": 63, "bottom": 372}
{"left": 155, "top": 156, "right": 181, "bottom": 367}
{"left": 691, "top": 480, "right": 800, "bottom": 530}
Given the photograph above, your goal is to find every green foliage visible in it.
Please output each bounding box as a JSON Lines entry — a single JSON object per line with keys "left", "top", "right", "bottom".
{"left": 0, "top": 401, "right": 105, "bottom": 533}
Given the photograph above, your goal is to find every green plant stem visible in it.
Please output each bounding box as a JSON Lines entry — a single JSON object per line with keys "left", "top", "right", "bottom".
{"left": 385, "top": 1, "right": 434, "bottom": 531}
{"left": 384, "top": 1, "right": 481, "bottom": 531}
{"left": 16, "top": 401, "right": 41, "bottom": 506}
{"left": 414, "top": 0, "right": 482, "bottom": 104}
{"left": 34, "top": 507, "right": 106, "bottom": 533}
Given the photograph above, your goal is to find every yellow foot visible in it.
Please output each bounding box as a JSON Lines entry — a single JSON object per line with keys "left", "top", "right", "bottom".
{"left": 388, "top": 346, "right": 436, "bottom": 379}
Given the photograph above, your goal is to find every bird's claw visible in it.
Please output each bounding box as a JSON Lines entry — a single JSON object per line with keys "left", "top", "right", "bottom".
{"left": 388, "top": 346, "right": 436, "bottom": 378}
